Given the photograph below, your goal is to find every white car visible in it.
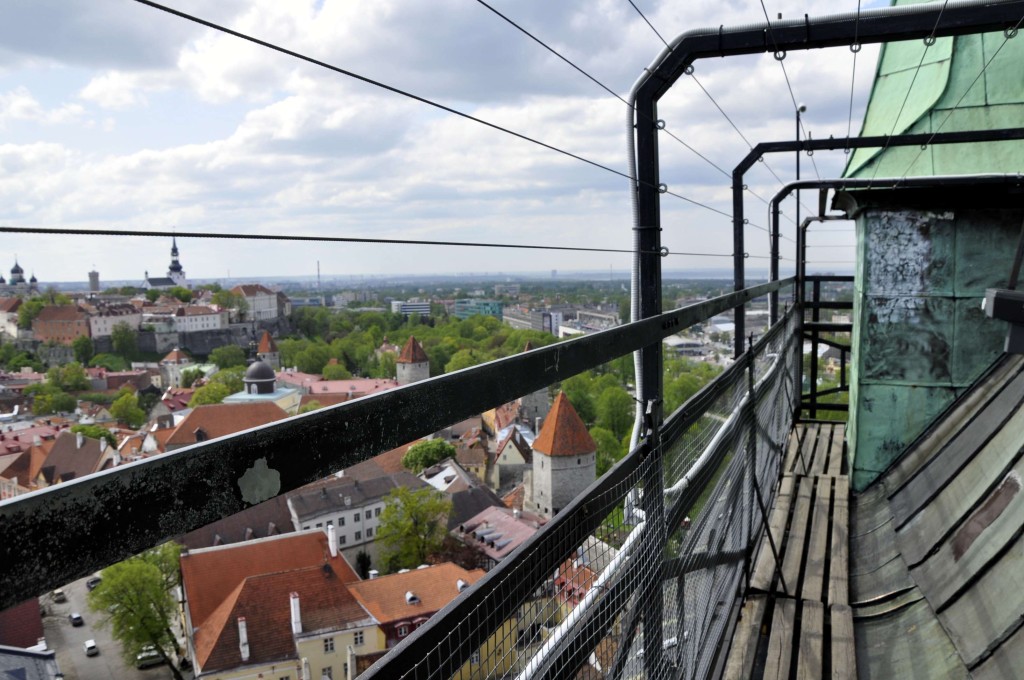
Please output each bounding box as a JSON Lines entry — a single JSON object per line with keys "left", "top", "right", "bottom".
{"left": 84, "top": 640, "right": 99, "bottom": 656}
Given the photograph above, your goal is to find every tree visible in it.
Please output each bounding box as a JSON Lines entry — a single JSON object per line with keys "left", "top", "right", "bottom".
{"left": 167, "top": 286, "right": 193, "bottom": 303}
{"left": 208, "top": 366, "right": 244, "bottom": 394}
{"left": 180, "top": 367, "right": 204, "bottom": 388}
{"left": 402, "top": 439, "right": 456, "bottom": 473}
{"left": 596, "top": 386, "right": 634, "bottom": 441}
{"left": 88, "top": 543, "right": 186, "bottom": 680}
{"left": 295, "top": 344, "right": 331, "bottom": 374}
{"left": 145, "top": 289, "right": 161, "bottom": 303}
{"left": 209, "top": 344, "right": 247, "bottom": 369}
{"left": 26, "top": 383, "right": 76, "bottom": 415}
{"left": 590, "top": 426, "right": 624, "bottom": 477}
{"left": 444, "top": 348, "right": 482, "bottom": 373}
{"left": 90, "top": 353, "right": 128, "bottom": 371}
{"left": 17, "top": 298, "right": 46, "bottom": 329}
{"left": 298, "top": 400, "right": 322, "bottom": 414}
{"left": 211, "top": 290, "right": 248, "bottom": 319}
{"left": 111, "top": 322, "right": 139, "bottom": 361}
{"left": 189, "top": 382, "right": 231, "bottom": 407}
{"left": 111, "top": 391, "right": 146, "bottom": 428}
{"left": 71, "top": 424, "right": 117, "bottom": 448}
{"left": 72, "top": 335, "right": 95, "bottom": 365}
{"left": 321, "top": 362, "right": 352, "bottom": 380}
{"left": 61, "top": 362, "right": 91, "bottom": 391}
{"left": 377, "top": 486, "right": 452, "bottom": 572}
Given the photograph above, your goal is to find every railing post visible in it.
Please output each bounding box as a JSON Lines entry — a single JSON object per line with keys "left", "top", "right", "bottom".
{"left": 733, "top": 168, "right": 746, "bottom": 360}
{"left": 809, "top": 279, "right": 821, "bottom": 420}
{"left": 640, "top": 399, "right": 667, "bottom": 678}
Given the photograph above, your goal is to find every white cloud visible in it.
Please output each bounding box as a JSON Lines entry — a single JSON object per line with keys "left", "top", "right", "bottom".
{"left": 79, "top": 71, "right": 173, "bottom": 110}
{"left": 0, "top": 86, "right": 84, "bottom": 127}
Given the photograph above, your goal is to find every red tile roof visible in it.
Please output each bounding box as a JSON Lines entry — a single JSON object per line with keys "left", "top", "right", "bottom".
{"left": 34, "top": 305, "right": 86, "bottom": 322}
{"left": 257, "top": 331, "right": 278, "bottom": 354}
{"left": 181, "top": 531, "right": 359, "bottom": 636}
{"left": 231, "top": 284, "right": 275, "bottom": 296}
{"left": 0, "top": 297, "right": 21, "bottom": 314}
{"left": 343, "top": 441, "right": 420, "bottom": 481}
{"left": 0, "top": 597, "right": 44, "bottom": 648}
{"left": 397, "top": 336, "right": 429, "bottom": 364}
{"left": 456, "top": 506, "right": 545, "bottom": 562}
{"left": 161, "top": 348, "right": 192, "bottom": 364}
{"left": 195, "top": 565, "right": 371, "bottom": 672}
{"left": 532, "top": 392, "right": 596, "bottom": 457}
{"left": 502, "top": 483, "right": 525, "bottom": 510}
{"left": 166, "top": 403, "right": 289, "bottom": 448}
{"left": 347, "top": 563, "right": 484, "bottom": 624}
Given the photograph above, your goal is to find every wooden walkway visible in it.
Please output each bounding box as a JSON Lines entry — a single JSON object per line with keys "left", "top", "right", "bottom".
{"left": 723, "top": 422, "right": 855, "bottom": 680}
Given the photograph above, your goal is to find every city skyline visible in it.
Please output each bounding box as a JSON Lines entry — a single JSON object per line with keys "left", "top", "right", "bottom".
{"left": 1, "top": 1, "right": 872, "bottom": 282}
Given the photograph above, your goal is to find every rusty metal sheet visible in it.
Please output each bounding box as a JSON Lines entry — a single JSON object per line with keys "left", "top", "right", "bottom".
{"left": 938, "top": 531, "right": 1024, "bottom": 667}
{"left": 909, "top": 459, "right": 1024, "bottom": 610}
{"left": 895, "top": 403, "right": 1024, "bottom": 567}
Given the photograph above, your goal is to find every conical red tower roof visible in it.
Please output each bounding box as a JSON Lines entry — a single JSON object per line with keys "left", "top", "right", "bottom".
{"left": 397, "top": 336, "right": 429, "bottom": 364}
{"left": 533, "top": 392, "right": 596, "bottom": 457}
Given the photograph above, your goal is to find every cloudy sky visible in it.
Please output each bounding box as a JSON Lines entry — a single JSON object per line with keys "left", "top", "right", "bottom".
{"left": 0, "top": 0, "right": 886, "bottom": 285}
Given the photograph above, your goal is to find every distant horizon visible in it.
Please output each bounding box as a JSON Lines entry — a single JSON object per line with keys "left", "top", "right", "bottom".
{"left": 35, "top": 265, "right": 852, "bottom": 290}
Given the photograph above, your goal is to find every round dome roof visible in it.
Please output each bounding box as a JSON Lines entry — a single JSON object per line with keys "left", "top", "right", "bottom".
{"left": 29, "top": 274, "right": 37, "bottom": 283}
{"left": 10, "top": 262, "right": 23, "bottom": 275}
{"left": 244, "top": 360, "right": 276, "bottom": 382}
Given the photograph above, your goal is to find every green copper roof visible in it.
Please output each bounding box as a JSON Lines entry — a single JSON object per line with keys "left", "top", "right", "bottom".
{"left": 846, "top": 0, "right": 1024, "bottom": 178}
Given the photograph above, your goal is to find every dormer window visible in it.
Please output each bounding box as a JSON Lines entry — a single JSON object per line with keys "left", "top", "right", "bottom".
{"left": 405, "top": 591, "right": 420, "bottom": 605}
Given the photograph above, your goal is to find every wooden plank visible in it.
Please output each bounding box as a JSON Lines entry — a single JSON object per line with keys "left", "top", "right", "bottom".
{"left": 784, "top": 427, "right": 804, "bottom": 473}
{"left": 813, "top": 424, "right": 830, "bottom": 476}
{"left": 826, "top": 424, "right": 846, "bottom": 477}
{"left": 781, "top": 476, "right": 815, "bottom": 595}
{"left": 830, "top": 604, "right": 857, "bottom": 680}
{"left": 763, "top": 599, "right": 797, "bottom": 680}
{"left": 797, "top": 600, "right": 825, "bottom": 680}
{"left": 800, "top": 424, "right": 821, "bottom": 475}
{"left": 828, "top": 481, "right": 850, "bottom": 606}
{"left": 751, "top": 475, "right": 795, "bottom": 592}
{"left": 802, "top": 477, "right": 832, "bottom": 603}
{"left": 722, "top": 595, "right": 768, "bottom": 680}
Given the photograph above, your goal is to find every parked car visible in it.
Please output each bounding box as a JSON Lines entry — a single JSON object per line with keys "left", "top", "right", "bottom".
{"left": 83, "top": 640, "right": 98, "bottom": 656}
{"left": 135, "top": 646, "right": 164, "bottom": 669}
{"left": 51, "top": 589, "right": 66, "bottom": 603}
{"left": 69, "top": 612, "right": 84, "bottom": 626}
{"left": 86, "top": 576, "right": 102, "bottom": 591}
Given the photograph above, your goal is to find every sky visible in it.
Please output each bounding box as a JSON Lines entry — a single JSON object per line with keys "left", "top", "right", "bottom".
{"left": 0, "top": 0, "right": 888, "bottom": 285}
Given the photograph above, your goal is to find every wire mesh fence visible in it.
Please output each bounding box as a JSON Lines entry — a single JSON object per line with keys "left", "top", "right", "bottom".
{"left": 365, "top": 305, "right": 801, "bottom": 680}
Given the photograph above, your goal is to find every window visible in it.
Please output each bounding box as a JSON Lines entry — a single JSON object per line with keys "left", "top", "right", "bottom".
{"left": 355, "top": 531, "right": 361, "bottom": 541}
{"left": 471, "top": 651, "right": 481, "bottom": 665}
{"left": 339, "top": 535, "right": 347, "bottom": 545}
{"left": 353, "top": 513, "right": 359, "bottom": 523}
{"left": 303, "top": 525, "right": 310, "bottom": 530}
{"left": 339, "top": 516, "right": 345, "bottom": 526}
{"left": 326, "top": 519, "right": 333, "bottom": 526}
{"left": 397, "top": 625, "right": 408, "bottom": 637}
{"left": 324, "top": 637, "right": 335, "bottom": 653}
{"left": 365, "top": 510, "right": 372, "bottom": 520}
{"left": 343, "top": 663, "right": 348, "bottom": 678}
{"left": 316, "top": 522, "right": 323, "bottom": 528}
{"left": 354, "top": 630, "right": 364, "bottom": 646}
{"left": 323, "top": 666, "right": 333, "bottom": 680}
{"left": 375, "top": 507, "right": 381, "bottom": 517}
{"left": 366, "top": 527, "right": 373, "bottom": 537}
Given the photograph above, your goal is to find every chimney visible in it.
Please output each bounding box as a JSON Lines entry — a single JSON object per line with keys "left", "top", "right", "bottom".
{"left": 237, "top": 617, "right": 249, "bottom": 661}
{"left": 368, "top": 569, "right": 379, "bottom": 580}
{"left": 513, "top": 508, "right": 521, "bottom": 520}
{"left": 327, "top": 524, "right": 338, "bottom": 557}
{"left": 290, "top": 592, "right": 302, "bottom": 635}
{"left": 302, "top": 658, "right": 311, "bottom": 680}
{"left": 76, "top": 432, "right": 84, "bottom": 449}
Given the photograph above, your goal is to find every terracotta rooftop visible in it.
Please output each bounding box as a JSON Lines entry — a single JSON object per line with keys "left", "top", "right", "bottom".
{"left": 166, "top": 402, "right": 288, "bottom": 448}
{"left": 161, "top": 348, "right": 192, "bottom": 364}
{"left": 502, "top": 483, "right": 525, "bottom": 510}
{"left": 181, "top": 531, "right": 359, "bottom": 633}
{"left": 397, "top": 336, "right": 429, "bottom": 364}
{"left": 531, "top": 392, "right": 596, "bottom": 457}
{"left": 195, "top": 565, "right": 372, "bottom": 673}
{"left": 0, "top": 297, "right": 21, "bottom": 314}
{"left": 343, "top": 441, "right": 420, "bottom": 481}
{"left": 257, "top": 330, "right": 278, "bottom": 354}
{"left": 347, "top": 563, "right": 484, "bottom": 624}
{"left": 34, "top": 305, "right": 86, "bottom": 322}
{"left": 231, "top": 283, "right": 275, "bottom": 296}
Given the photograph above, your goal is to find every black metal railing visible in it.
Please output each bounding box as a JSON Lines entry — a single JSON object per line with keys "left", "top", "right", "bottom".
{"left": 800, "top": 275, "right": 853, "bottom": 421}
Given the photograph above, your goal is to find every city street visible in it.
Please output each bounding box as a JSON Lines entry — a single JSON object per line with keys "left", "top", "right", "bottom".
{"left": 42, "top": 575, "right": 179, "bottom": 680}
